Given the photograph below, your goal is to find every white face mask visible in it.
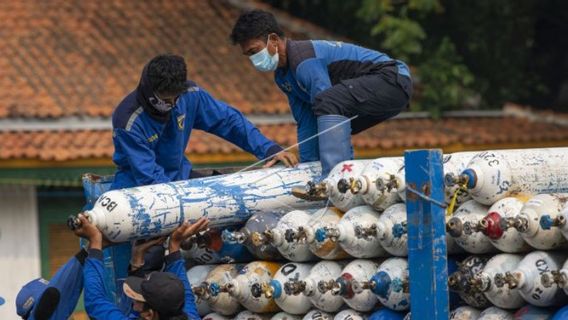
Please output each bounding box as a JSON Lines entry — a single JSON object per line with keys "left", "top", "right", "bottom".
{"left": 249, "top": 36, "right": 279, "bottom": 72}
{"left": 149, "top": 94, "right": 176, "bottom": 113}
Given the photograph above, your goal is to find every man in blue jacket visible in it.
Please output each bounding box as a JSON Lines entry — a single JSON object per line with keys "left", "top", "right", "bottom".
{"left": 74, "top": 214, "right": 208, "bottom": 320}
{"left": 230, "top": 10, "right": 413, "bottom": 199}
{"left": 111, "top": 54, "right": 297, "bottom": 190}
{"left": 15, "top": 249, "right": 87, "bottom": 320}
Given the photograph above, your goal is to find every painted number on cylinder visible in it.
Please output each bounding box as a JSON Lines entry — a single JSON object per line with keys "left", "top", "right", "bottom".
{"left": 99, "top": 195, "right": 118, "bottom": 212}
{"left": 281, "top": 264, "right": 297, "bottom": 276}
{"left": 532, "top": 259, "right": 550, "bottom": 301}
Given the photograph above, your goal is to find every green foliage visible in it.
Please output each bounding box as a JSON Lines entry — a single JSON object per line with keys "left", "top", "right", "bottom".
{"left": 358, "top": 0, "right": 475, "bottom": 116}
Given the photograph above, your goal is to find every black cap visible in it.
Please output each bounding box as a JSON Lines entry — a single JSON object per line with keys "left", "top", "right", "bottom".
{"left": 123, "top": 272, "right": 185, "bottom": 317}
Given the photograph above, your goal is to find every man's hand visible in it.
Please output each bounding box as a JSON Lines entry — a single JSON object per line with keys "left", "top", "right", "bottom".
{"left": 169, "top": 217, "right": 209, "bottom": 253}
{"left": 130, "top": 237, "right": 166, "bottom": 270}
{"left": 263, "top": 151, "right": 298, "bottom": 168}
{"left": 73, "top": 214, "right": 104, "bottom": 250}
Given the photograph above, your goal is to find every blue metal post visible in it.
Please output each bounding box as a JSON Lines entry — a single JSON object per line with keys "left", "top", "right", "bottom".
{"left": 405, "top": 149, "right": 449, "bottom": 319}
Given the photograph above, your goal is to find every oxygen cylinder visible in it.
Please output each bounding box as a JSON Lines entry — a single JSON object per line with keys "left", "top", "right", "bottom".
{"left": 303, "top": 310, "right": 334, "bottom": 320}
{"left": 304, "top": 207, "right": 350, "bottom": 260}
{"left": 353, "top": 258, "right": 409, "bottom": 311}
{"left": 448, "top": 255, "right": 492, "bottom": 308}
{"left": 471, "top": 197, "right": 532, "bottom": 253}
{"left": 552, "top": 305, "right": 568, "bottom": 320}
{"left": 445, "top": 148, "right": 568, "bottom": 205}
{"left": 203, "top": 313, "right": 230, "bottom": 320}
{"left": 70, "top": 162, "right": 322, "bottom": 242}
{"left": 271, "top": 312, "right": 303, "bottom": 320}
{"left": 252, "top": 262, "right": 313, "bottom": 315}
{"left": 214, "top": 261, "right": 282, "bottom": 313}
{"left": 513, "top": 305, "right": 555, "bottom": 320}
{"left": 369, "top": 309, "right": 406, "bottom": 320}
{"left": 540, "top": 201, "right": 568, "bottom": 242}
{"left": 325, "top": 160, "right": 372, "bottom": 211}
{"left": 501, "top": 194, "right": 568, "bottom": 250}
{"left": 478, "top": 307, "right": 514, "bottom": 320}
{"left": 314, "top": 205, "right": 388, "bottom": 258}
{"left": 345, "top": 157, "right": 404, "bottom": 212}
{"left": 493, "top": 251, "right": 568, "bottom": 306}
{"left": 449, "top": 306, "right": 481, "bottom": 320}
{"left": 446, "top": 200, "right": 495, "bottom": 253}
{"left": 253, "top": 209, "right": 317, "bottom": 262}
{"left": 470, "top": 253, "right": 524, "bottom": 309}
{"left": 181, "top": 227, "right": 254, "bottom": 264}
{"left": 187, "top": 265, "right": 215, "bottom": 316}
{"left": 376, "top": 203, "right": 407, "bottom": 256}
{"left": 234, "top": 310, "right": 273, "bottom": 320}
{"left": 335, "top": 309, "right": 366, "bottom": 320}
{"left": 222, "top": 211, "right": 285, "bottom": 260}
{"left": 318, "top": 259, "right": 381, "bottom": 312}
{"left": 387, "top": 204, "right": 464, "bottom": 255}
{"left": 541, "top": 257, "right": 568, "bottom": 295}
{"left": 283, "top": 260, "right": 347, "bottom": 312}
{"left": 198, "top": 264, "right": 243, "bottom": 316}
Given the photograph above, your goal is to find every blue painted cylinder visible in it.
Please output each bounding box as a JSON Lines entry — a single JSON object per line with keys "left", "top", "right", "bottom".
{"left": 368, "top": 308, "right": 407, "bottom": 320}
{"left": 552, "top": 305, "right": 568, "bottom": 320}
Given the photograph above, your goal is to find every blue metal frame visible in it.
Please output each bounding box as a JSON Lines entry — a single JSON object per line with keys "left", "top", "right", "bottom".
{"left": 405, "top": 149, "right": 449, "bottom": 319}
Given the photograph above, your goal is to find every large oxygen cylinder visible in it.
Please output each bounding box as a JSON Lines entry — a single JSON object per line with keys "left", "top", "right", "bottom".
{"left": 376, "top": 203, "right": 408, "bottom": 256}
{"left": 302, "top": 207, "right": 351, "bottom": 260}
{"left": 197, "top": 264, "right": 243, "bottom": 316}
{"left": 187, "top": 265, "right": 215, "bottom": 316}
{"left": 181, "top": 227, "right": 254, "bottom": 265}
{"left": 271, "top": 312, "right": 302, "bottom": 320}
{"left": 222, "top": 211, "right": 285, "bottom": 260}
{"left": 318, "top": 259, "right": 381, "bottom": 312}
{"left": 369, "top": 309, "right": 406, "bottom": 320}
{"left": 345, "top": 157, "right": 404, "bottom": 212}
{"left": 513, "top": 305, "right": 555, "bottom": 320}
{"left": 252, "top": 262, "right": 313, "bottom": 315}
{"left": 447, "top": 200, "right": 495, "bottom": 254}
{"left": 353, "top": 258, "right": 409, "bottom": 311}
{"left": 540, "top": 199, "right": 568, "bottom": 242}
{"left": 541, "top": 257, "right": 568, "bottom": 295}
{"left": 234, "top": 311, "right": 273, "bottom": 320}
{"left": 449, "top": 306, "right": 481, "bottom": 320}
{"left": 314, "top": 205, "right": 387, "bottom": 258}
{"left": 494, "top": 251, "right": 568, "bottom": 306}
{"left": 470, "top": 253, "right": 524, "bottom": 309}
{"left": 76, "top": 162, "right": 322, "bottom": 242}
{"left": 214, "top": 261, "right": 282, "bottom": 313}
{"left": 253, "top": 209, "right": 317, "bottom": 262}
{"left": 472, "top": 197, "right": 531, "bottom": 253}
{"left": 502, "top": 194, "right": 568, "bottom": 250}
{"left": 446, "top": 148, "right": 568, "bottom": 205}
{"left": 477, "top": 307, "right": 513, "bottom": 320}
{"left": 335, "top": 309, "right": 366, "bottom": 320}
{"left": 303, "top": 310, "right": 334, "bottom": 320}
{"left": 283, "top": 260, "right": 347, "bottom": 312}
{"left": 448, "top": 255, "right": 492, "bottom": 308}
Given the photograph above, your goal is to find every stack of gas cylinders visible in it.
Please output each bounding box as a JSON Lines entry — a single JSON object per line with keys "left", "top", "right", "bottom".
{"left": 177, "top": 147, "right": 568, "bottom": 320}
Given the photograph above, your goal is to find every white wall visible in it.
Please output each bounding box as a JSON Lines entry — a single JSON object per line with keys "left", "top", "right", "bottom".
{"left": 0, "top": 185, "right": 40, "bottom": 319}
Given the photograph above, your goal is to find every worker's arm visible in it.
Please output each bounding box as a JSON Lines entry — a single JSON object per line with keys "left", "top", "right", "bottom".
{"left": 286, "top": 94, "right": 320, "bottom": 162}
{"left": 193, "top": 88, "right": 297, "bottom": 167}
{"left": 113, "top": 128, "right": 171, "bottom": 186}
{"left": 165, "top": 218, "right": 209, "bottom": 320}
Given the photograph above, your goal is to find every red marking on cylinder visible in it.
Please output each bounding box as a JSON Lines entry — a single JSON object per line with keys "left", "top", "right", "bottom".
{"left": 341, "top": 272, "right": 355, "bottom": 299}
{"left": 342, "top": 164, "right": 354, "bottom": 173}
{"left": 482, "top": 212, "right": 504, "bottom": 240}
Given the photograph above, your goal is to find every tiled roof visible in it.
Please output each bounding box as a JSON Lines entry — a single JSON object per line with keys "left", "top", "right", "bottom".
{"left": 0, "top": 0, "right": 335, "bottom": 119}
{"left": 2, "top": 113, "right": 568, "bottom": 163}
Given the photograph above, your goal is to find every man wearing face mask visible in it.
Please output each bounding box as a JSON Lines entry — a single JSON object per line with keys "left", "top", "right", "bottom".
{"left": 111, "top": 54, "right": 298, "bottom": 190}
{"left": 230, "top": 10, "right": 413, "bottom": 199}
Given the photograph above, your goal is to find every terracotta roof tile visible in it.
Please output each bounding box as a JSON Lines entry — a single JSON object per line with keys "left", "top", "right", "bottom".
{"left": 2, "top": 116, "right": 568, "bottom": 163}
{"left": 0, "top": 0, "right": 335, "bottom": 119}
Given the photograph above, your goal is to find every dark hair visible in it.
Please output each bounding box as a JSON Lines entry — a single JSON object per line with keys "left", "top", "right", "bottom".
{"left": 230, "top": 9, "right": 284, "bottom": 45}
{"left": 143, "top": 303, "right": 188, "bottom": 320}
{"left": 146, "top": 54, "right": 188, "bottom": 96}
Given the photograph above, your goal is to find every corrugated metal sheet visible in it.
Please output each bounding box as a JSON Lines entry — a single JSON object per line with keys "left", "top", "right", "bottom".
{"left": 0, "top": 185, "right": 40, "bottom": 319}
